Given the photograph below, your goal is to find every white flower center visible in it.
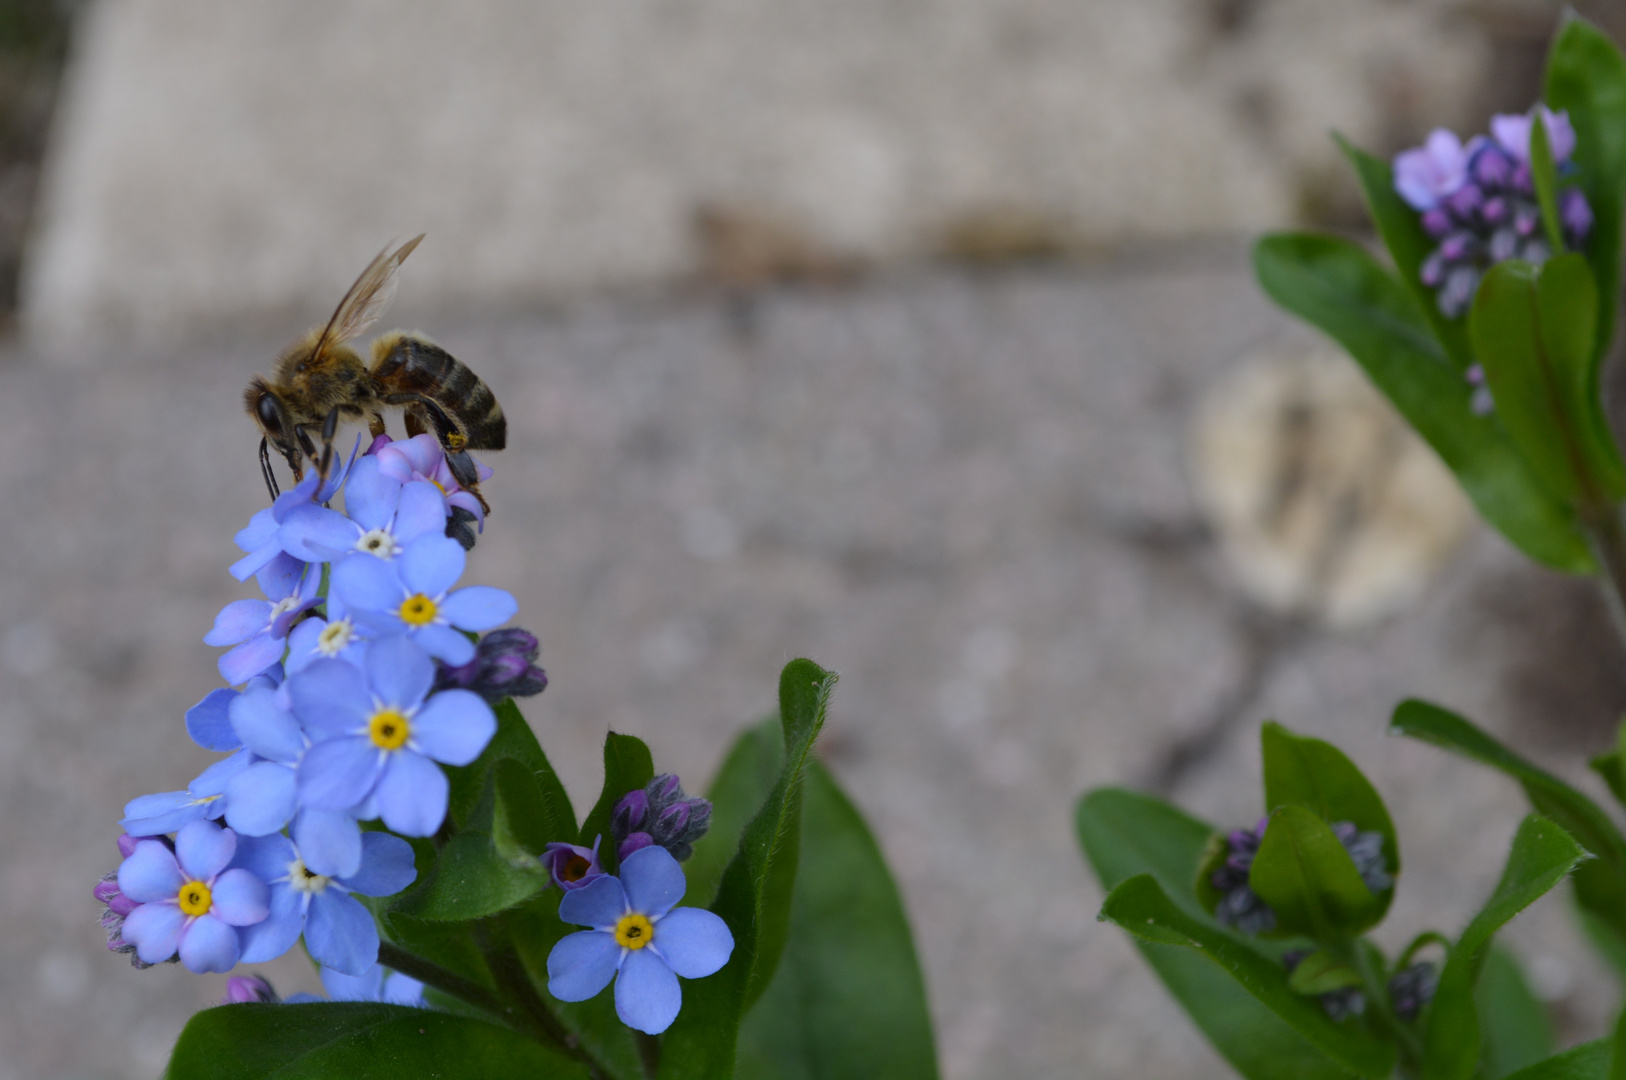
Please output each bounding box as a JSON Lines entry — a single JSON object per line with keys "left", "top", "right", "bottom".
{"left": 286, "top": 858, "right": 331, "bottom": 895}
{"left": 356, "top": 529, "right": 398, "bottom": 558}
{"left": 316, "top": 617, "right": 356, "bottom": 657}
{"left": 269, "top": 596, "right": 301, "bottom": 620}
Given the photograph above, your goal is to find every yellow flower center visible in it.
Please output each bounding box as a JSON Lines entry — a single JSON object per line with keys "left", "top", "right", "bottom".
{"left": 177, "top": 880, "right": 212, "bottom": 917}
{"left": 615, "top": 913, "right": 654, "bottom": 950}
{"left": 369, "top": 708, "right": 411, "bottom": 750}
{"left": 399, "top": 594, "right": 437, "bottom": 627}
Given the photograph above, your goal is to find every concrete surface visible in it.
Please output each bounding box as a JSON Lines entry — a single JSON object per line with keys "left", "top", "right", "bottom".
{"left": 3, "top": 252, "right": 1622, "bottom": 1078}
{"left": 20, "top": 0, "right": 1489, "bottom": 348}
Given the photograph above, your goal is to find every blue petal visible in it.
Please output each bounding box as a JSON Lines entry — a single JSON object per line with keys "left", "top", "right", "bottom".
{"left": 393, "top": 481, "right": 447, "bottom": 544}
{"left": 121, "top": 902, "right": 185, "bottom": 964}
{"left": 619, "top": 847, "right": 686, "bottom": 920}
{"left": 298, "top": 737, "right": 383, "bottom": 811}
{"left": 332, "top": 554, "right": 405, "bottom": 614}
{"left": 342, "top": 457, "right": 401, "bottom": 531}
{"left": 305, "top": 890, "right": 380, "bottom": 976}
{"left": 186, "top": 689, "right": 243, "bottom": 752}
{"left": 190, "top": 748, "right": 255, "bottom": 798}
{"left": 178, "top": 913, "right": 241, "bottom": 974}
{"left": 293, "top": 809, "right": 363, "bottom": 878}
{"left": 438, "top": 587, "right": 518, "bottom": 632}
{"left": 400, "top": 535, "right": 465, "bottom": 597}
{"left": 382, "top": 972, "right": 426, "bottom": 1007}
{"left": 218, "top": 632, "right": 285, "bottom": 686}
{"left": 230, "top": 833, "right": 296, "bottom": 883}
{"left": 210, "top": 868, "right": 271, "bottom": 926}
{"left": 237, "top": 884, "right": 304, "bottom": 964}
{"left": 121, "top": 791, "right": 210, "bottom": 836}
{"left": 118, "top": 840, "right": 184, "bottom": 903}
{"left": 322, "top": 964, "right": 385, "bottom": 1002}
{"left": 230, "top": 686, "right": 304, "bottom": 762}
{"left": 365, "top": 634, "right": 434, "bottom": 711}
{"left": 255, "top": 552, "right": 307, "bottom": 602}
{"left": 204, "top": 600, "right": 271, "bottom": 647}
{"left": 175, "top": 819, "right": 237, "bottom": 881}
{"left": 546, "top": 930, "right": 621, "bottom": 1002}
{"left": 413, "top": 623, "right": 476, "bottom": 666}
{"left": 224, "top": 762, "right": 297, "bottom": 836}
{"left": 615, "top": 948, "right": 682, "bottom": 1034}
{"left": 235, "top": 507, "right": 279, "bottom": 554}
{"left": 559, "top": 874, "right": 629, "bottom": 931}
{"left": 651, "top": 908, "right": 733, "bottom": 978}
{"left": 229, "top": 540, "right": 283, "bottom": 584}
{"left": 289, "top": 658, "right": 372, "bottom": 735}
{"left": 279, "top": 505, "right": 359, "bottom": 562}
{"left": 375, "top": 750, "right": 448, "bottom": 837}
{"left": 338, "top": 832, "right": 417, "bottom": 897}
{"left": 410, "top": 689, "right": 495, "bottom": 766}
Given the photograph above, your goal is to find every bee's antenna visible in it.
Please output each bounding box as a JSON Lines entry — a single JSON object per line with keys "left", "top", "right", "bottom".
{"left": 258, "top": 437, "right": 281, "bottom": 501}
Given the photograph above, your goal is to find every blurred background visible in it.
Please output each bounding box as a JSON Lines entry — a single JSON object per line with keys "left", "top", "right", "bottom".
{"left": 7, "top": 1, "right": 1626, "bottom": 1077}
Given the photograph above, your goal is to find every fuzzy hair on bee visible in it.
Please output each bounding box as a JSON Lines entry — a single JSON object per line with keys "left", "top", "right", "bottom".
{"left": 244, "top": 236, "right": 507, "bottom": 511}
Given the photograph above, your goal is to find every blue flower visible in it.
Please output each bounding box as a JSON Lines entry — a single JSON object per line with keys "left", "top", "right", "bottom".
{"left": 205, "top": 554, "right": 321, "bottom": 684}
{"left": 291, "top": 636, "right": 497, "bottom": 836}
{"left": 283, "top": 609, "right": 369, "bottom": 675}
{"left": 321, "top": 963, "right": 425, "bottom": 1006}
{"left": 278, "top": 456, "right": 449, "bottom": 564}
{"left": 331, "top": 534, "right": 517, "bottom": 665}
{"left": 230, "top": 831, "right": 416, "bottom": 975}
{"left": 185, "top": 667, "right": 283, "bottom": 752}
{"left": 115, "top": 820, "right": 270, "bottom": 972}
{"left": 547, "top": 846, "right": 734, "bottom": 1035}
{"left": 120, "top": 750, "right": 254, "bottom": 835}
{"left": 1393, "top": 129, "right": 1468, "bottom": 211}
{"left": 229, "top": 440, "right": 360, "bottom": 582}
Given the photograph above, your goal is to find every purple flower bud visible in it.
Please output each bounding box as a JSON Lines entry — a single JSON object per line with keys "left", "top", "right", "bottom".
{"left": 1519, "top": 237, "right": 1552, "bottom": 265}
{"left": 649, "top": 774, "right": 682, "bottom": 802}
{"left": 224, "top": 975, "right": 281, "bottom": 1004}
{"left": 1514, "top": 202, "right": 1540, "bottom": 238}
{"left": 1420, "top": 208, "right": 1452, "bottom": 238}
{"left": 542, "top": 837, "right": 605, "bottom": 891}
{"left": 654, "top": 802, "right": 691, "bottom": 842}
{"left": 1488, "top": 226, "right": 1519, "bottom": 262}
{"left": 1445, "top": 182, "right": 1484, "bottom": 221}
{"left": 1388, "top": 961, "right": 1438, "bottom": 1022}
{"left": 1419, "top": 248, "right": 1448, "bottom": 288}
{"left": 1472, "top": 385, "right": 1495, "bottom": 415}
{"left": 1438, "top": 265, "right": 1482, "bottom": 318}
{"left": 1480, "top": 196, "right": 1508, "bottom": 225}
{"left": 432, "top": 627, "right": 547, "bottom": 705}
{"left": 1466, "top": 363, "right": 1486, "bottom": 387}
{"left": 1283, "top": 951, "right": 1367, "bottom": 1020}
{"left": 1512, "top": 162, "right": 1534, "bottom": 196}
{"left": 618, "top": 831, "right": 655, "bottom": 862}
{"left": 1561, "top": 187, "right": 1594, "bottom": 245}
{"left": 1469, "top": 137, "right": 1516, "bottom": 188}
{"left": 364, "top": 433, "right": 393, "bottom": 456}
{"left": 1439, "top": 231, "right": 1477, "bottom": 261}
{"left": 613, "top": 789, "right": 650, "bottom": 837}
{"left": 117, "top": 834, "right": 143, "bottom": 859}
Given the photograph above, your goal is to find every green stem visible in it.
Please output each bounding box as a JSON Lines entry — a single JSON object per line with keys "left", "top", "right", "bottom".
{"left": 374, "top": 941, "right": 542, "bottom": 1039}
{"left": 1583, "top": 501, "right": 1626, "bottom": 658}
{"left": 472, "top": 923, "right": 618, "bottom": 1080}
{"left": 1344, "top": 940, "right": 1424, "bottom": 1077}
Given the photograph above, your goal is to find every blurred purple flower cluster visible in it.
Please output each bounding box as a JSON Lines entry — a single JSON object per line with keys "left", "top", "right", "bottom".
{"left": 1393, "top": 106, "right": 1592, "bottom": 322}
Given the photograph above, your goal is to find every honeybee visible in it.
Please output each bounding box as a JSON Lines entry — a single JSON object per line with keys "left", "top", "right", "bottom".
{"left": 244, "top": 235, "right": 506, "bottom": 512}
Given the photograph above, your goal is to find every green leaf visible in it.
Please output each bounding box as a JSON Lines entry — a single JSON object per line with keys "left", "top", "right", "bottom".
{"left": 1477, "top": 946, "right": 1556, "bottom": 1080}
{"left": 1338, "top": 137, "right": 1473, "bottom": 370}
{"left": 657, "top": 659, "right": 836, "bottom": 1080}
{"left": 1100, "top": 875, "right": 1394, "bottom": 1079}
{"left": 1287, "top": 950, "right": 1364, "bottom": 996}
{"left": 1422, "top": 815, "right": 1589, "bottom": 1080}
{"left": 493, "top": 757, "right": 565, "bottom": 859}
{"left": 390, "top": 828, "right": 548, "bottom": 921}
{"left": 1531, "top": 118, "right": 1568, "bottom": 255}
{"left": 735, "top": 762, "right": 938, "bottom": 1080}
{"left": 1254, "top": 233, "right": 1593, "bottom": 572}
{"left": 446, "top": 698, "right": 574, "bottom": 835}
{"left": 1594, "top": 748, "right": 1626, "bottom": 806}
{"left": 1499, "top": 1040, "right": 1610, "bottom": 1080}
{"left": 164, "top": 1003, "right": 591, "bottom": 1080}
{"left": 1538, "top": 255, "right": 1625, "bottom": 498}
{"left": 578, "top": 732, "right": 655, "bottom": 872}
{"left": 1546, "top": 14, "right": 1626, "bottom": 365}
{"left": 1077, "top": 789, "right": 1360, "bottom": 1080}
{"left": 688, "top": 718, "right": 784, "bottom": 910}
{"left": 1390, "top": 700, "right": 1626, "bottom": 871}
{"left": 1250, "top": 805, "right": 1383, "bottom": 938}
{"left": 1261, "top": 722, "right": 1398, "bottom": 920}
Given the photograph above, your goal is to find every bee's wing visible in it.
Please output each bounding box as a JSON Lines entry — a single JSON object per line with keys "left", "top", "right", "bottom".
{"left": 313, "top": 234, "right": 424, "bottom": 353}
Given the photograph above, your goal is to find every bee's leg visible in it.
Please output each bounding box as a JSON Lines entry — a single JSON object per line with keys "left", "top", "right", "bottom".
{"left": 404, "top": 410, "right": 427, "bottom": 438}
{"left": 381, "top": 392, "right": 491, "bottom": 515}
{"left": 367, "top": 412, "right": 387, "bottom": 439}
{"left": 258, "top": 437, "right": 282, "bottom": 501}
{"left": 316, "top": 406, "right": 341, "bottom": 482}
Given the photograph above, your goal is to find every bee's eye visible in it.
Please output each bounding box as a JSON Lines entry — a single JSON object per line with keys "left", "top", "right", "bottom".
{"left": 256, "top": 394, "right": 283, "bottom": 436}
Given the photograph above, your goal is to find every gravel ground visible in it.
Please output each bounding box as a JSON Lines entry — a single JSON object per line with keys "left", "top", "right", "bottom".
{"left": 1, "top": 253, "right": 1620, "bottom": 1079}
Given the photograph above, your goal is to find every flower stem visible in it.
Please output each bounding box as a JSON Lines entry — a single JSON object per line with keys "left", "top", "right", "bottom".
{"left": 1345, "top": 940, "right": 1423, "bottom": 1078}
{"left": 473, "top": 923, "right": 619, "bottom": 1080}
{"left": 1584, "top": 502, "right": 1626, "bottom": 658}
{"left": 373, "top": 941, "right": 545, "bottom": 1039}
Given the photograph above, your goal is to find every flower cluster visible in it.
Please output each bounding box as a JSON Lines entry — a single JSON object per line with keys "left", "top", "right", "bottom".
{"left": 1394, "top": 106, "right": 1592, "bottom": 328}
{"left": 1210, "top": 818, "right": 1391, "bottom": 935}
{"left": 97, "top": 435, "right": 538, "bottom": 979}
{"left": 611, "top": 774, "right": 713, "bottom": 862}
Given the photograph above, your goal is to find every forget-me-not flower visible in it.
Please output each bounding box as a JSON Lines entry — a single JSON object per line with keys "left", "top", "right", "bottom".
{"left": 292, "top": 635, "right": 496, "bottom": 836}
{"left": 116, "top": 820, "right": 271, "bottom": 972}
{"left": 206, "top": 554, "right": 321, "bottom": 685}
{"left": 278, "top": 455, "right": 448, "bottom": 564}
{"left": 547, "top": 846, "right": 734, "bottom": 1035}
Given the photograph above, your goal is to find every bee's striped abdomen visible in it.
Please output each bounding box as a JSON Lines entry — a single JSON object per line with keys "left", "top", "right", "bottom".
{"left": 370, "top": 331, "right": 507, "bottom": 450}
